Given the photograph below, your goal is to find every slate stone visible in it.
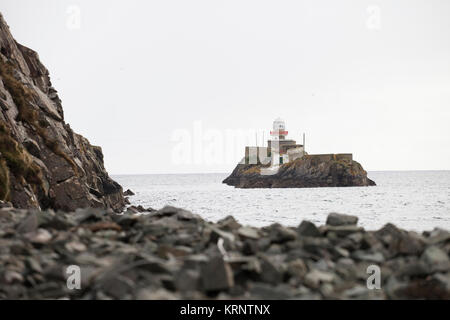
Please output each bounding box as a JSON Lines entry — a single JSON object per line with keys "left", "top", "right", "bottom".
{"left": 201, "top": 256, "right": 234, "bottom": 292}
{"left": 326, "top": 213, "right": 358, "bottom": 226}
{"left": 298, "top": 220, "right": 321, "bottom": 237}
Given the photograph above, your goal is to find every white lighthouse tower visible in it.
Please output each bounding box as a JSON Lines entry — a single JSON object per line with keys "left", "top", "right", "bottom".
{"left": 270, "top": 117, "right": 288, "bottom": 141}
{"left": 245, "top": 117, "right": 305, "bottom": 168}
{"left": 269, "top": 118, "right": 287, "bottom": 165}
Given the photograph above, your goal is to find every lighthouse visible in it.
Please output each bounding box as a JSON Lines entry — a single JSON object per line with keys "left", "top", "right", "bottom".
{"left": 267, "top": 118, "right": 305, "bottom": 165}
{"left": 240, "top": 117, "right": 354, "bottom": 169}
{"left": 270, "top": 117, "right": 288, "bottom": 141}
{"left": 243, "top": 118, "right": 306, "bottom": 165}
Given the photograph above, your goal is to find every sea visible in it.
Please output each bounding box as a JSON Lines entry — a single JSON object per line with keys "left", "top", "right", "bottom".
{"left": 113, "top": 171, "right": 450, "bottom": 232}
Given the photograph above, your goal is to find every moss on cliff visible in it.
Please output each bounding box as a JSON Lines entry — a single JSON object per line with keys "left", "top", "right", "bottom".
{"left": 0, "top": 59, "right": 77, "bottom": 174}
{"left": 0, "top": 157, "right": 9, "bottom": 200}
{"left": 242, "top": 166, "right": 263, "bottom": 175}
{"left": 0, "top": 121, "right": 43, "bottom": 199}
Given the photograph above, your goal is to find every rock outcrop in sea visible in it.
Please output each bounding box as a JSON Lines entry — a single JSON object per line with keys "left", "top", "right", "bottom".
{"left": 0, "top": 204, "right": 449, "bottom": 299}
{"left": 223, "top": 155, "right": 376, "bottom": 188}
{"left": 0, "top": 13, "right": 124, "bottom": 211}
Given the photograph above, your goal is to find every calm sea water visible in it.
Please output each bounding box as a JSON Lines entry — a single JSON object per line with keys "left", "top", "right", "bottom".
{"left": 113, "top": 171, "right": 450, "bottom": 232}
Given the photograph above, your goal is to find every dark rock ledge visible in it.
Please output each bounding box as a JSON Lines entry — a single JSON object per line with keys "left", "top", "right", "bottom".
{"left": 0, "top": 204, "right": 449, "bottom": 300}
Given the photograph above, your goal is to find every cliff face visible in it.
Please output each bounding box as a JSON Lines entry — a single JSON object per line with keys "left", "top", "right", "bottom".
{"left": 223, "top": 155, "right": 376, "bottom": 188}
{"left": 0, "top": 13, "right": 125, "bottom": 211}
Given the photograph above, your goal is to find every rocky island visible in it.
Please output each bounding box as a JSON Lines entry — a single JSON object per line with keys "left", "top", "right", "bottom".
{"left": 223, "top": 154, "right": 376, "bottom": 188}
{"left": 223, "top": 118, "right": 375, "bottom": 188}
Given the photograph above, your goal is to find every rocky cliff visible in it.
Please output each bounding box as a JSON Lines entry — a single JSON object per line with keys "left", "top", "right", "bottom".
{"left": 0, "top": 13, "right": 124, "bottom": 211}
{"left": 223, "top": 155, "right": 376, "bottom": 188}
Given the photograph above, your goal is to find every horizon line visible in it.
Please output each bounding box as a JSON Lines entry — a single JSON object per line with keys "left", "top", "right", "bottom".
{"left": 110, "top": 169, "right": 450, "bottom": 176}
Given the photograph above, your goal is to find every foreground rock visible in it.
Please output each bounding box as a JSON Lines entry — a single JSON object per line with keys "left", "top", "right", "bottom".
{"left": 0, "top": 13, "right": 124, "bottom": 211}
{"left": 223, "top": 155, "right": 376, "bottom": 188}
{"left": 0, "top": 206, "right": 448, "bottom": 300}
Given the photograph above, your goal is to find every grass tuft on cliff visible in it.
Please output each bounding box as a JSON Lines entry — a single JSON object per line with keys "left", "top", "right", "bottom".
{"left": 0, "top": 58, "right": 77, "bottom": 174}
{"left": 0, "top": 157, "right": 9, "bottom": 200}
{"left": 0, "top": 121, "right": 43, "bottom": 200}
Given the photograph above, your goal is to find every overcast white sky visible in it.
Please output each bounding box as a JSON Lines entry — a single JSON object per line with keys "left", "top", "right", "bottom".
{"left": 1, "top": 0, "right": 450, "bottom": 174}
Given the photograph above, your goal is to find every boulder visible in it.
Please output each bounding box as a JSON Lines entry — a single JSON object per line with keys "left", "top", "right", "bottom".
{"left": 238, "top": 227, "right": 260, "bottom": 240}
{"left": 259, "top": 255, "right": 285, "bottom": 284}
{"left": 298, "top": 220, "right": 321, "bottom": 237}
{"left": 209, "top": 226, "right": 235, "bottom": 246}
{"left": 286, "top": 258, "right": 308, "bottom": 280}
{"left": 426, "top": 229, "right": 450, "bottom": 245}
{"left": 421, "top": 246, "right": 450, "bottom": 272}
{"left": 201, "top": 256, "right": 234, "bottom": 292}
{"left": 326, "top": 213, "right": 358, "bottom": 226}
{"left": 267, "top": 223, "right": 297, "bottom": 243}
{"left": 217, "top": 216, "right": 242, "bottom": 231}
